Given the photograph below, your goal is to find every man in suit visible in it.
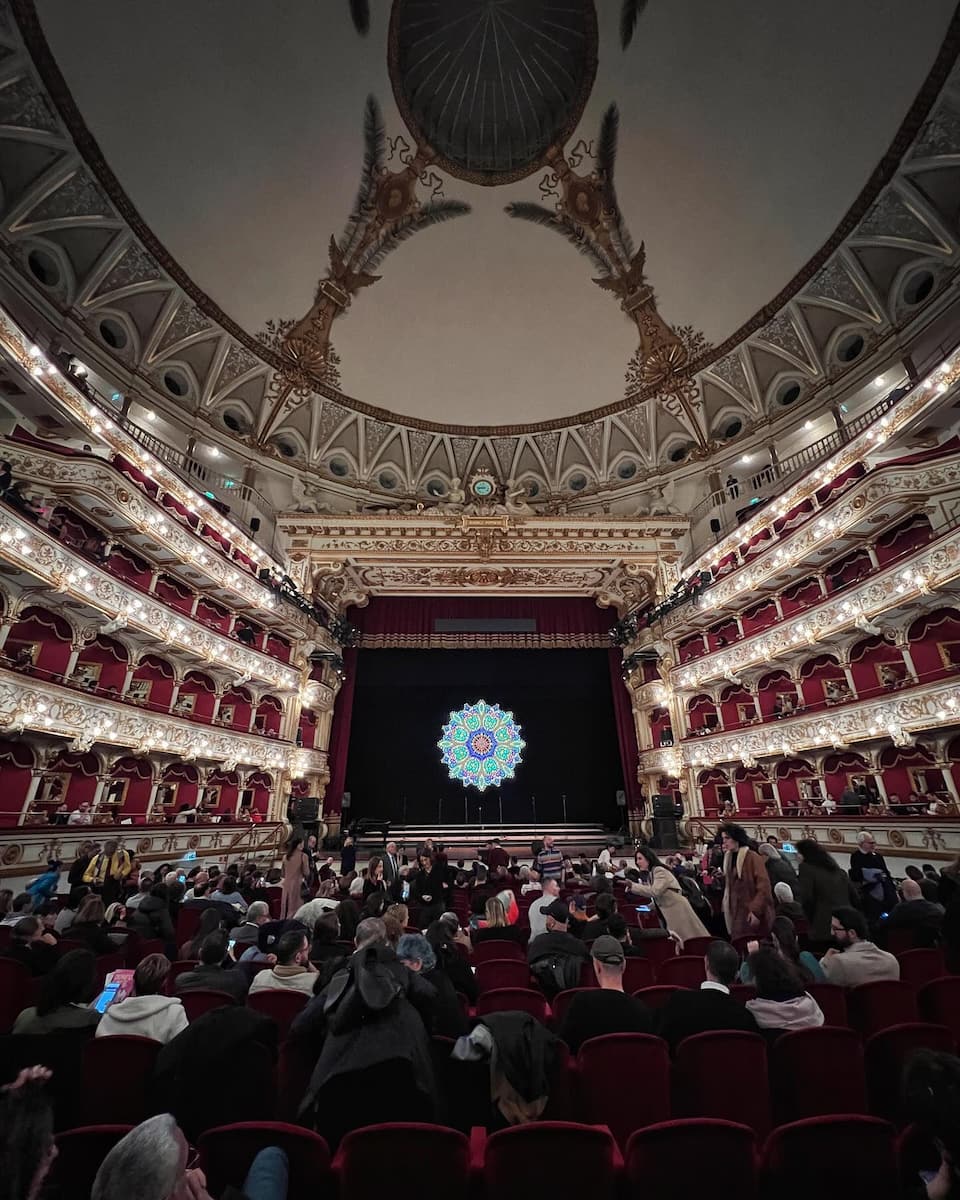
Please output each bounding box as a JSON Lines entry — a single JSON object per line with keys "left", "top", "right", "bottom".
{"left": 383, "top": 840, "right": 403, "bottom": 900}
{"left": 657, "top": 940, "right": 758, "bottom": 1053}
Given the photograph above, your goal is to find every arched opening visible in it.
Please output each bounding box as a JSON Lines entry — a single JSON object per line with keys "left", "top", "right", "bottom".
{"left": 107, "top": 756, "right": 154, "bottom": 819}
{"left": 254, "top": 694, "right": 283, "bottom": 738}
{"left": 6, "top": 605, "right": 74, "bottom": 678}
{"left": 218, "top": 685, "right": 253, "bottom": 732}
{"left": 848, "top": 634, "right": 911, "bottom": 700}
{"left": 158, "top": 761, "right": 200, "bottom": 816}
{"left": 71, "top": 634, "right": 129, "bottom": 697}
{"left": 0, "top": 742, "right": 34, "bottom": 826}
{"left": 908, "top": 608, "right": 960, "bottom": 684}
{"left": 798, "top": 654, "right": 853, "bottom": 710}
{"left": 128, "top": 654, "right": 176, "bottom": 711}
{"left": 175, "top": 671, "right": 217, "bottom": 722}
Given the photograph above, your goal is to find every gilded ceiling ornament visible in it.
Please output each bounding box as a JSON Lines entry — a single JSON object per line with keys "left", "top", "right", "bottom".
{"left": 506, "top": 104, "right": 710, "bottom": 447}
{"left": 257, "top": 95, "right": 470, "bottom": 444}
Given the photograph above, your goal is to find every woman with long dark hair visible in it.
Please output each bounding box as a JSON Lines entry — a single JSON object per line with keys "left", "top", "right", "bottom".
{"left": 628, "top": 846, "right": 709, "bottom": 942}
{"left": 744, "top": 946, "right": 824, "bottom": 1034}
{"left": 796, "top": 838, "right": 859, "bottom": 947}
{"left": 281, "top": 835, "right": 310, "bottom": 919}
{"left": 180, "top": 906, "right": 224, "bottom": 960}
{"left": 13, "top": 949, "right": 100, "bottom": 1034}
{"left": 362, "top": 855, "right": 386, "bottom": 902}
{"left": 739, "top": 915, "right": 825, "bottom": 984}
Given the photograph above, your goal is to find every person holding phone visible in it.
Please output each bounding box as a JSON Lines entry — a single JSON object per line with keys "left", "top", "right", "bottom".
{"left": 628, "top": 848, "right": 709, "bottom": 942}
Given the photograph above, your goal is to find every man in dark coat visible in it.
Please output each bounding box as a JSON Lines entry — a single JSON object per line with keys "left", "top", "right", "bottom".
{"left": 290, "top": 917, "right": 438, "bottom": 1146}
{"left": 657, "top": 940, "right": 758, "bottom": 1053}
{"left": 175, "top": 931, "right": 249, "bottom": 1001}
{"left": 527, "top": 900, "right": 588, "bottom": 997}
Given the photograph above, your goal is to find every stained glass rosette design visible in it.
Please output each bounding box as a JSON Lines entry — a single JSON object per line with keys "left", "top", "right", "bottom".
{"left": 438, "top": 700, "right": 524, "bottom": 791}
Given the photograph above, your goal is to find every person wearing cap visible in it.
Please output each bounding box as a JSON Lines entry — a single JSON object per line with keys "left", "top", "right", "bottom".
{"left": 557, "top": 935, "right": 653, "bottom": 1053}
{"left": 527, "top": 898, "right": 588, "bottom": 997}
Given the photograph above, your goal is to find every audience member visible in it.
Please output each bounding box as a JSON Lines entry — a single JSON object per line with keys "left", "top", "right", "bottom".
{"left": 126, "top": 883, "right": 176, "bottom": 945}
{"left": 3, "top": 916, "right": 59, "bottom": 975}
{"left": 91, "top": 1112, "right": 289, "bottom": 1200}
{"left": 558, "top": 935, "right": 653, "bottom": 1052}
{"left": 208, "top": 875, "right": 248, "bottom": 913}
{"left": 657, "top": 940, "right": 759, "bottom": 1052}
{"left": 175, "top": 931, "right": 249, "bottom": 1001}
{"left": 740, "top": 916, "right": 824, "bottom": 984}
{"left": 66, "top": 902, "right": 116, "bottom": 955}
{"left": 124, "top": 874, "right": 154, "bottom": 911}
{"left": 849, "top": 831, "right": 896, "bottom": 921}
{"left": 534, "top": 834, "right": 564, "bottom": 883}
{"left": 905, "top": 864, "right": 943, "bottom": 905}
{"left": 67, "top": 841, "right": 95, "bottom": 886}
{"left": 291, "top": 916, "right": 438, "bottom": 1145}
{"left": 795, "top": 838, "right": 859, "bottom": 948}
{"left": 628, "top": 846, "right": 708, "bottom": 941}
{"left": 0, "top": 1065, "right": 58, "bottom": 1200}
{"left": 473, "top": 896, "right": 524, "bottom": 943}
{"left": 13, "top": 948, "right": 101, "bottom": 1034}
{"left": 25, "top": 860, "right": 61, "bottom": 903}
{"left": 232, "top": 900, "right": 270, "bottom": 948}
{"left": 520, "top": 867, "right": 542, "bottom": 895}
{"left": 82, "top": 839, "right": 132, "bottom": 906}
{"left": 96, "top": 953, "right": 187, "bottom": 1042}
{"left": 426, "top": 913, "right": 478, "bottom": 1003}
{"left": 527, "top": 899, "right": 588, "bottom": 996}
{"left": 820, "top": 907, "right": 900, "bottom": 986}
{"left": 528, "top": 876, "right": 561, "bottom": 938}
{"left": 756, "top": 842, "right": 796, "bottom": 890}
{"left": 397, "top": 931, "right": 466, "bottom": 1038}
{"left": 772, "top": 881, "right": 805, "bottom": 922}
{"left": 179, "top": 907, "right": 225, "bottom": 960}
{"left": 743, "top": 947, "right": 824, "bottom": 1033}
{"left": 720, "top": 823, "right": 774, "bottom": 939}
{"left": 885, "top": 877, "right": 945, "bottom": 947}
{"left": 1, "top": 893, "right": 33, "bottom": 926}
{"left": 249, "top": 928, "right": 318, "bottom": 996}
{"left": 901, "top": 1050, "right": 960, "bottom": 1200}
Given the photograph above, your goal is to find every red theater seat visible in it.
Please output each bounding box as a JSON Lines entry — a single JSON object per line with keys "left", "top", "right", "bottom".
{"left": 200, "top": 1122, "right": 331, "bottom": 1200}
{"left": 81, "top": 1036, "right": 161, "bottom": 1124}
{"left": 552, "top": 987, "right": 589, "bottom": 1029}
{"left": 805, "top": 983, "right": 849, "bottom": 1028}
{"left": 918, "top": 976, "right": 960, "bottom": 1041}
{"left": 675, "top": 1031, "right": 770, "bottom": 1136}
{"left": 475, "top": 988, "right": 549, "bottom": 1022}
{"left": 897, "top": 948, "right": 946, "bottom": 989}
{"left": 471, "top": 940, "right": 525, "bottom": 964}
{"left": 633, "top": 985, "right": 687, "bottom": 1010}
{"left": 864, "top": 1023, "right": 955, "bottom": 1120}
{"left": 475, "top": 959, "right": 532, "bottom": 992}
{"left": 478, "top": 1122, "right": 623, "bottom": 1197}
{"left": 246, "top": 989, "right": 309, "bottom": 1039}
{"left": 626, "top": 1120, "right": 757, "bottom": 1200}
{"left": 656, "top": 955, "right": 706, "bottom": 988}
{"left": 577, "top": 1033, "right": 670, "bottom": 1147}
{"left": 180, "top": 989, "right": 238, "bottom": 1022}
{"left": 761, "top": 1116, "right": 899, "bottom": 1200}
{"left": 848, "top": 981, "right": 918, "bottom": 1037}
{"left": 334, "top": 1123, "right": 469, "bottom": 1200}
{"left": 53, "top": 1126, "right": 134, "bottom": 1200}
{"left": 771, "top": 1027, "right": 867, "bottom": 1122}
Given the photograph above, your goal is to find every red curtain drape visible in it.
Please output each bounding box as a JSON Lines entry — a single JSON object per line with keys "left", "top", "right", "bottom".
{"left": 608, "top": 647, "right": 641, "bottom": 812}
{"left": 353, "top": 596, "right": 611, "bottom": 648}
{"left": 325, "top": 645, "right": 358, "bottom": 816}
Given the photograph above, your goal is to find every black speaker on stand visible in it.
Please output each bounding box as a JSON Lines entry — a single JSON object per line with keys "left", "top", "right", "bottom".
{"left": 651, "top": 793, "right": 681, "bottom": 850}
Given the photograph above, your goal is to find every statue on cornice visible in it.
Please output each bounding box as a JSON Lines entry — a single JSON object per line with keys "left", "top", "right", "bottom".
{"left": 435, "top": 476, "right": 466, "bottom": 514}
{"left": 505, "top": 479, "right": 535, "bottom": 516}
{"left": 648, "top": 480, "right": 679, "bottom": 516}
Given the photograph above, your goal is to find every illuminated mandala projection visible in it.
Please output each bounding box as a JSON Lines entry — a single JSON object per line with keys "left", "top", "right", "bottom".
{"left": 438, "top": 700, "right": 525, "bottom": 791}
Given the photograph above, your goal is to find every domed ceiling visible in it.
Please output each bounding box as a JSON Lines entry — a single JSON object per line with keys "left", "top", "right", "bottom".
{"left": 29, "top": 0, "right": 957, "bottom": 430}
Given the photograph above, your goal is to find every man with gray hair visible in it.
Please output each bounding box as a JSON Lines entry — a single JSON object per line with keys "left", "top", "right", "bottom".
{"left": 354, "top": 916, "right": 388, "bottom": 949}
{"left": 231, "top": 899, "right": 270, "bottom": 950}
{"left": 92, "top": 1113, "right": 289, "bottom": 1200}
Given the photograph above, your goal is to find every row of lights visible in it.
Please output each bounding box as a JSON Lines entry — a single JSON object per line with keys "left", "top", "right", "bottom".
{"left": 689, "top": 355, "right": 957, "bottom": 583}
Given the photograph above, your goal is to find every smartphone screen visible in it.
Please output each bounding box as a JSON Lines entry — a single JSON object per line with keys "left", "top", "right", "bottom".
{"left": 635, "top": 905, "right": 652, "bottom": 913}
{"left": 228, "top": 939, "right": 236, "bottom": 953}
{"left": 178, "top": 873, "right": 186, "bottom": 883}
{"left": 94, "top": 982, "right": 120, "bottom": 1013}
{"left": 402, "top": 881, "right": 410, "bottom": 901}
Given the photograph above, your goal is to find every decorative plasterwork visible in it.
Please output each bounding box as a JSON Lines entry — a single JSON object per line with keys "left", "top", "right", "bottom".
{"left": 0, "top": 669, "right": 327, "bottom": 772}
{"left": 638, "top": 747, "right": 683, "bottom": 777}
{"left": 0, "top": 505, "right": 301, "bottom": 691}
{"left": 2, "top": 441, "right": 320, "bottom": 641}
{"left": 0, "top": 0, "right": 958, "bottom": 500}
{"left": 681, "top": 352, "right": 960, "bottom": 585}
{"left": 672, "top": 528, "right": 960, "bottom": 690}
{"left": 683, "top": 674, "right": 960, "bottom": 769}
{"left": 671, "top": 451, "right": 960, "bottom": 629}
{"left": 681, "top": 817, "right": 960, "bottom": 860}
{"left": 281, "top": 512, "right": 683, "bottom": 611}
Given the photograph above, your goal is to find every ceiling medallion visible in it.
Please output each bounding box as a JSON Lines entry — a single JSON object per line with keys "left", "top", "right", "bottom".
{"left": 388, "top": 0, "right": 599, "bottom": 186}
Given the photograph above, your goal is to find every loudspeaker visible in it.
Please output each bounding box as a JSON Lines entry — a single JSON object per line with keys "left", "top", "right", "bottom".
{"left": 341, "top": 791, "right": 352, "bottom": 809}
{"left": 250, "top": 517, "right": 261, "bottom": 533}
{"left": 652, "top": 817, "right": 679, "bottom": 850}
{"left": 615, "top": 790, "right": 626, "bottom": 808}
{"left": 710, "top": 518, "right": 721, "bottom": 534}
{"left": 295, "top": 796, "right": 319, "bottom": 823}
{"left": 652, "top": 794, "right": 676, "bottom": 817}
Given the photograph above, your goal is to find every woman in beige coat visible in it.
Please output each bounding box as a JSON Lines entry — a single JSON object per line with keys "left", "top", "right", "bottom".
{"left": 281, "top": 834, "right": 311, "bottom": 919}
{"left": 628, "top": 848, "right": 709, "bottom": 943}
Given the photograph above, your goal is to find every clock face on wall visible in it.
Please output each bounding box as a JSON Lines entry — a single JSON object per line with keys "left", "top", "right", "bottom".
{"left": 468, "top": 470, "right": 497, "bottom": 500}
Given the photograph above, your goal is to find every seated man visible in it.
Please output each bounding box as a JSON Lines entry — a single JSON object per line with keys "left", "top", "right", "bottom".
{"left": 657, "top": 940, "right": 758, "bottom": 1053}
{"left": 92, "top": 1112, "right": 288, "bottom": 1200}
{"left": 820, "top": 907, "right": 899, "bottom": 986}
{"left": 175, "top": 931, "right": 249, "bottom": 1002}
{"left": 527, "top": 899, "right": 588, "bottom": 996}
{"left": 884, "top": 879, "right": 945, "bottom": 948}
{"left": 249, "top": 929, "right": 318, "bottom": 996}
{"left": 231, "top": 900, "right": 270, "bottom": 948}
{"left": 558, "top": 935, "right": 653, "bottom": 1053}
{"left": 3, "top": 916, "right": 59, "bottom": 976}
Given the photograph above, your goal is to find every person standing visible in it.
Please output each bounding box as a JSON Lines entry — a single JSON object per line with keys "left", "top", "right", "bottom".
{"left": 82, "top": 839, "right": 132, "bottom": 906}
{"left": 340, "top": 833, "right": 357, "bottom": 875}
{"left": 794, "top": 839, "right": 859, "bottom": 947}
{"left": 628, "top": 847, "right": 709, "bottom": 942}
{"left": 383, "top": 840, "right": 403, "bottom": 899}
{"left": 535, "top": 835, "right": 563, "bottom": 884}
{"left": 849, "top": 831, "right": 896, "bottom": 922}
{"left": 719, "top": 823, "right": 774, "bottom": 940}
{"left": 280, "top": 835, "right": 310, "bottom": 919}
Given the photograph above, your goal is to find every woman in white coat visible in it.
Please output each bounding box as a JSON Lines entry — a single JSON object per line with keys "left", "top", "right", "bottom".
{"left": 628, "top": 847, "right": 709, "bottom": 943}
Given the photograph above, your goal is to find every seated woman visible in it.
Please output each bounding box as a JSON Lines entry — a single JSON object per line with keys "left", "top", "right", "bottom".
{"left": 96, "top": 953, "right": 187, "bottom": 1043}
{"left": 744, "top": 946, "right": 824, "bottom": 1035}
{"left": 67, "top": 895, "right": 116, "bottom": 955}
{"left": 14, "top": 947, "right": 101, "bottom": 1034}
{"left": 472, "top": 896, "right": 525, "bottom": 943}
{"left": 397, "top": 931, "right": 466, "bottom": 1038}
{"left": 740, "top": 915, "right": 824, "bottom": 983}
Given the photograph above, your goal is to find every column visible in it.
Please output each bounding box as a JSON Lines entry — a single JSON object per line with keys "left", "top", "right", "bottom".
{"left": 865, "top": 545, "right": 880, "bottom": 571}
{"left": 211, "top": 691, "right": 223, "bottom": 722}
{"left": 773, "top": 595, "right": 784, "bottom": 620}
{"left": 18, "top": 770, "right": 44, "bottom": 825}
{"left": 227, "top": 615, "right": 237, "bottom": 637}
{"left": 189, "top": 594, "right": 200, "bottom": 618}
{"left": 872, "top": 771, "right": 890, "bottom": 806}
{"left": 841, "top": 664, "right": 858, "bottom": 698}
{"left": 64, "top": 644, "right": 82, "bottom": 681}
{"left": 733, "top": 616, "right": 745, "bottom": 640}
{"left": 937, "top": 762, "right": 960, "bottom": 807}
{"left": 90, "top": 777, "right": 108, "bottom": 813}
{"left": 815, "top": 574, "right": 829, "bottom": 598}
{"left": 0, "top": 619, "right": 13, "bottom": 653}
{"left": 769, "top": 778, "right": 784, "bottom": 815}
{"left": 147, "top": 571, "right": 160, "bottom": 594}
{"left": 900, "top": 643, "right": 920, "bottom": 684}
{"left": 119, "top": 664, "right": 136, "bottom": 696}
{"left": 146, "top": 782, "right": 161, "bottom": 821}
{"left": 168, "top": 681, "right": 182, "bottom": 714}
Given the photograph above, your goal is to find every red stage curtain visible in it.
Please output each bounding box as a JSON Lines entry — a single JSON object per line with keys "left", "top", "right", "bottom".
{"left": 609, "top": 648, "right": 642, "bottom": 810}
{"left": 325, "top": 646, "right": 357, "bottom": 815}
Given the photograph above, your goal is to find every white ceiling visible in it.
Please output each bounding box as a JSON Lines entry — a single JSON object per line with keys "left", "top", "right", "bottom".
{"left": 36, "top": 0, "right": 957, "bottom": 427}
